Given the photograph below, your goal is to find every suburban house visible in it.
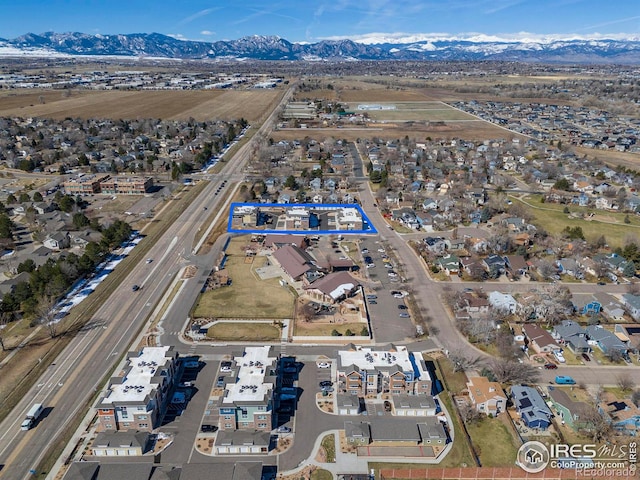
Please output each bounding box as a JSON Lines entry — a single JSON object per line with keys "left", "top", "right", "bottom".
{"left": 585, "top": 325, "right": 629, "bottom": 357}
{"left": 552, "top": 320, "right": 591, "bottom": 354}
{"left": 621, "top": 293, "right": 640, "bottom": 321}
{"left": 337, "top": 344, "right": 432, "bottom": 396}
{"left": 466, "top": 376, "right": 507, "bottom": 416}
{"left": 511, "top": 385, "right": 553, "bottom": 429}
{"left": 458, "top": 291, "right": 490, "bottom": 316}
{"left": 217, "top": 346, "right": 276, "bottom": 434}
{"left": 436, "top": 254, "right": 460, "bottom": 275}
{"left": 488, "top": 291, "right": 518, "bottom": 314}
{"left": 305, "top": 271, "right": 360, "bottom": 305}
{"left": 598, "top": 392, "right": 640, "bottom": 436}
{"left": 547, "top": 386, "right": 590, "bottom": 429}
{"left": 522, "top": 324, "right": 562, "bottom": 354}
{"left": 43, "top": 231, "right": 71, "bottom": 251}
{"left": 336, "top": 394, "right": 362, "bottom": 415}
{"left": 95, "top": 346, "right": 178, "bottom": 432}
{"left": 505, "top": 255, "right": 529, "bottom": 276}
{"left": 614, "top": 324, "right": 640, "bottom": 355}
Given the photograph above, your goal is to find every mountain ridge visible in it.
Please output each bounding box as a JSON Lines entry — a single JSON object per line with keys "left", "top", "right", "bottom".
{"left": 1, "top": 31, "right": 639, "bottom": 63}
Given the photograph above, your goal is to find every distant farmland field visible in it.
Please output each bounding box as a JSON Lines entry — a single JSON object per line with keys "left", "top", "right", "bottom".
{"left": 349, "top": 101, "right": 476, "bottom": 122}
{"left": 0, "top": 88, "right": 282, "bottom": 122}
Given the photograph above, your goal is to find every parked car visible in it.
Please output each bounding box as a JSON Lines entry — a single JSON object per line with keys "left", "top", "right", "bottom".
{"left": 398, "top": 305, "right": 407, "bottom": 310}
{"left": 220, "top": 361, "right": 232, "bottom": 372}
{"left": 317, "top": 362, "right": 330, "bottom": 369}
{"left": 555, "top": 375, "right": 576, "bottom": 385}
{"left": 581, "top": 353, "right": 591, "bottom": 362}
{"left": 544, "top": 363, "right": 558, "bottom": 370}
{"left": 369, "top": 300, "right": 377, "bottom": 305}
{"left": 321, "top": 386, "right": 334, "bottom": 393}
{"left": 319, "top": 380, "right": 332, "bottom": 388}
{"left": 366, "top": 294, "right": 378, "bottom": 299}
{"left": 399, "top": 313, "right": 410, "bottom": 318}
{"left": 276, "top": 426, "right": 291, "bottom": 433}
{"left": 201, "top": 424, "right": 218, "bottom": 433}
{"left": 216, "top": 376, "right": 225, "bottom": 387}
{"left": 383, "top": 400, "right": 392, "bottom": 412}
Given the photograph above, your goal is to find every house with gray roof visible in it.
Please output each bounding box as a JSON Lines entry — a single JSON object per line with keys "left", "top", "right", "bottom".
{"left": 393, "top": 394, "right": 437, "bottom": 416}
{"left": 511, "top": 385, "right": 553, "bottom": 429}
{"left": 417, "top": 417, "right": 449, "bottom": 446}
{"left": 547, "top": 386, "right": 590, "bottom": 430}
{"left": 90, "top": 430, "right": 151, "bottom": 456}
{"left": 585, "top": 325, "right": 629, "bottom": 356}
{"left": 622, "top": 293, "right": 640, "bottom": 321}
{"left": 344, "top": 421, "right": 371, "bottom": 445}
{"left": 552, "top": 320, "right": 591, "bottom": 354}
{"left": 488, "top": 291, "right": 518, "bottom": 314}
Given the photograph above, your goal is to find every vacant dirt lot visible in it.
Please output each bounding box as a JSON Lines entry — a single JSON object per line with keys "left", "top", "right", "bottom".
{"left": 0, "top": 88, "right": 282, "bottom": 122}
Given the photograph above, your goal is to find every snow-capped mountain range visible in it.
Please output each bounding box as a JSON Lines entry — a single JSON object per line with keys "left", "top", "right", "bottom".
{"left": 1, "top": 31, "right": 639, "bottom": 63}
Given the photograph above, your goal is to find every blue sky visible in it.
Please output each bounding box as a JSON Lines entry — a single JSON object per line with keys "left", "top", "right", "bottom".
{"left": 0, "top": 0, "right": 639, "bottom": 43}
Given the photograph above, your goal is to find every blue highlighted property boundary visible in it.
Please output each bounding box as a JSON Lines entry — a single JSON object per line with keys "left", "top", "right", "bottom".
{"left": 227, "top": 202, "right": 378, "bottom": 235}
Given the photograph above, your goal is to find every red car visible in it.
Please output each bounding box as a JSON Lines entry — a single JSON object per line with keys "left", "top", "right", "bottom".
{"left": 544, "top": 363, "right": 558, "bottom": 370}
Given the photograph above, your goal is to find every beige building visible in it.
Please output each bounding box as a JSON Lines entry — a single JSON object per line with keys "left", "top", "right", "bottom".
{"left": 466, "top": 376, "right": 507, "bottom": 415}
{"left": 337, "top": 344, "right": 432, "bottom": 396}
{"left": 95, "top": 346, "right": 178, "bottom": 432}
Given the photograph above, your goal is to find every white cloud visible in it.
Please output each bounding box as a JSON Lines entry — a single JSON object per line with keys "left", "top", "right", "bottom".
{"left": 200, "top": 30, "right": 215, "bottom": 36}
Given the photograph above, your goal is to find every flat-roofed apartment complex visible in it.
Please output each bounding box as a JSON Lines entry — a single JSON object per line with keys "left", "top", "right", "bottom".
{"left": 95, "top": 346, "right": 178, "bottom": 432}
{"left": 63, "top": 174, "right": 110, "bottom": 195}
{"left": 218, "top": 346, "right": 276, "bottom": 432}
{"left": 338, "top": 344, "right": 432, "bottom": 396}
{"left": 99, "top": 176, "right": 154, "bottom": 195}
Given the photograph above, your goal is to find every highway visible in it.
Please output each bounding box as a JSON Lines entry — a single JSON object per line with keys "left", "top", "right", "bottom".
{"left": 2, "top": 78, "right": 640, "bottom": 479}
{"left": 0, "top": 83, "right": 295, "bottom": 479}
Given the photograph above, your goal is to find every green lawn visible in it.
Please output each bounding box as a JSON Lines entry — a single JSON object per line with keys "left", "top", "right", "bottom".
{"left": 466, "top": 418, "right": 518, "bottom": 467}
{"left": 294, "top": 322, "right": 367, "bottom": 337}
{"left": 321, "top": 434, "right": 336, "bottom": 463}
{"left": 192, "top": 255, "right": 295, "bottom": 319}
{"left": 206, "top": 322, "right": 280, "bottom": 341}
{"left": 430, "top": 356, "right": 469, "bottom": 394}
{"left": 310, "top": 469, "right": 333, "bottom": 480}
{"left": 513, "top": 194, "right": 640, "bottom": 248}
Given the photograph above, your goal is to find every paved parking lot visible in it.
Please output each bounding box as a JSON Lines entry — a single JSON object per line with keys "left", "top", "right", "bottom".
{"left": 359, "top": 238, "right": 417, "bottom": 343}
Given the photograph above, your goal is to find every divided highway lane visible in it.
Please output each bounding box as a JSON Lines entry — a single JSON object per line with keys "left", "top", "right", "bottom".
{"left": 0, "top": 84, "right": 295, "bottom": 479}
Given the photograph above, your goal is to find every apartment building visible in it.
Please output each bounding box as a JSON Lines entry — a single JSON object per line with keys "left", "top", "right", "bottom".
{"left": 218, "top": 346, "right": 276, "bottom": 432}
{"left": 99, "top": 176, "right": 154, "bottom": 195}
{"left": 63, "top": 174, "right": 110, "bottom": 195}
{"left": 337, "top": 344, "right": 432, "bottom": 396}
{"left": 95, "top": 346, "right": 178, "bottom": 432}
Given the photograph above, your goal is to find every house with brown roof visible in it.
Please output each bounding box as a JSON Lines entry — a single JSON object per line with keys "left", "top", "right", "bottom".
{"left": 522, "top": 324, "right": 562, "bottom": 354}
{"left": 263, "top": 234, "right": 307, "bottom": 250}
{"left": 305, "top": 271, "right": 359, "bottom": 304}
{"left": 271, "top": 244, "right": 317, "bottom": 281}
{"left": 466, "top": 376, "right": 507, "bottom": 416}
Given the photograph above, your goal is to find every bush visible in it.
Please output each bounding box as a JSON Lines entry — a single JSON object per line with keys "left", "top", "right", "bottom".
{"left": 331, "top": 329, "right": 341, "bottom": 336}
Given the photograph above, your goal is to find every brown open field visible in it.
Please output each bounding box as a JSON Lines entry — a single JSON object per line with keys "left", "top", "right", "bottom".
{"left": 272, "top": 119, "right": 521, "bottom": 143}
{"left": 0, "top": 88, "right": 282, "bottom": 122}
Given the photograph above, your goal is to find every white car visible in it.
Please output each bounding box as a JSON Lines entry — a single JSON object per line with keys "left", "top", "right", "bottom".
{"left": 366, "top": 263, "right": 376, "bottom": 269}
{"left": 377, "top": 248, "right": 386, "bottom": 253}
{"left": 146, "top": 258, "right": 153, "bottom": 264}
{"left": 317, "top": 362, "right": 330, "bottom": 368}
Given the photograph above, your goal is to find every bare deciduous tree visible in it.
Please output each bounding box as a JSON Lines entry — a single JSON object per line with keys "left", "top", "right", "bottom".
{"left": 448, "top": 347, "right": 484, "bottom": 373}
{"left": 616, "top": 373, "right": 634, "bottom": 392}
{"left": 458, "top": 403, "right": 481, "bottom": 424}
{"left": 488, "top": 358, "right": 540, "bottom": 384}
{"left": 577, "top": 405, "right": 614, "bottom": 444}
